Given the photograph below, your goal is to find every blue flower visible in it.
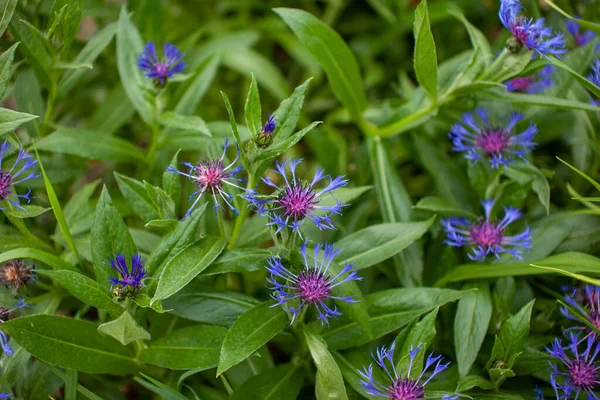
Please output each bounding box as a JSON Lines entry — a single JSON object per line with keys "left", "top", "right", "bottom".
{"left": 109, "top": 254, "right": 147, "bottom": 291}
{"left": 441, "top": 199, "right": 532, "bottom": 262}
{"left": 244, "top": 159, "right": 349, "bottom": 235}
{"left": 560, "top": 284, "right": 600, "bottom": 340}
{"left": 505, "top": 65, "right": 554, "bottom": 94}
{"left": 449, "top": 108, "right": 537, "bottom": 168}
{"left": 0, "top": 141, "right": 39, "bottom": 211}
{"left": 499, "top": 0, "right": 566, "bottom": 58}
{"left": 263, "top": 113, "right": 276, "bottom": 134}
{"left": 0, "top": 298, "right": 30, "bottom": 357}
{"left": 586, "top": 59, "right": 600, "bottom": 106}
{"left": 167, "top": 138, "right": 244, "bottom": 219}
{"left": 137, "top": 42, "right": 185, "bottom": 87}
{"left": 0, "top": 389, "right": 12, "bottom": 399}
{"left": 358, "top": 342, "right": 457, "bottom": 399}
{"left": 547, "top": 332, "right": 600, "bottom": 399}
{"left": 566, "top": 17, "right": 596, "bottom": 47}
{"left": 266, "top": 242, "right": 360, "bottom": 325}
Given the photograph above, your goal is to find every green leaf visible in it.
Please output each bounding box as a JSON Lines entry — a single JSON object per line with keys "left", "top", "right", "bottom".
{"left": 530, "top": 264, "right": 600, "bottom": 287}
{"left": 139, "top": 325, "right": 226, "bottom": 370}
{"left": 6, "top": 205, "right": 51, "bottom": 219}
{"left": 145, "top": 203, "right": 206, "bottom": 276}
{"left": 549, "top": 56, "right": 600, "bottom": 98}
{"left": 274, "top": 8, "right": 367, "bottom": 119}
{"left": 0, "top": 108, "right": 38, "bottom": 137}
{"left": 158, "top": 111, "right": 211, "bottom": 137}
{"left": 230, "top": 364, "right": 304, "bottom": 400}
{"left": 97, "top": 311, "right": 150, "bottom": 345}
{"left": 10, "top": 18, "right": 55, "bottom": 88}
{"left": 163, "top": 289, "right": 260, "bottom": 327}
{"left": 543, "top": 0, "right": 600, "bottom": 34}
{"left": 449, "top": 10, "right": 492, "bottom": 67}
{"left": 173, "top": 55, "right": 220, "bottom": 115}
{"left": 557, "top": 157, "right": 600, "bottom": 193}
{"left": 163, "top": 150, "right": 182, "bottom": 206}
{"left": 144, "top": 182, "right": 176, "bottom": 220}
{"left": 337, "top": 219, "right": 433, "bottom": 270}
{"left": 114, "top": 172, "right": 159, "bottom": 222}
{"left": 58, "top": 22, "right": 118, "bottom": 97}
{"left": 36, "top": 128, "right": 145, "bottom": 163}
{"left": 153, "top": 236, "right": 227, "bottom": 302}
{"left": 217, "top": 301, "right": 289, "bottom": 375}
{"left": 304, "top": 330, "right": 348, "bottom": 400}
{"left": 486, "top": 50, "right": 533, "bottom": 83}
{"left": 0, "top": 43, "right": 18, "bottom": 98}
{"left": 457, "top": 375, "right": 493, "bottom": 391}
{"left": 322, "top": 288, "right": 469, "bottom": 350}
{"left": 0, "top": 248, "right": 75, "bottom": 270}
{"left": 397, "top": 308, "right": 439, "bottom": 375}
{"left": 36, "top": 270, "right": 123, "bottom": 316}
{"left": 117, "top": 5, "right": 153, "bottom": 124}
{"left": 0, "top": 0, "right": 17, "bottom": 37}
{"left": 220, "top": 91, "right": 251, "bottom": 171}
{"left": 414, "top": 196, "right": 478, "bottom": 218}
{"left": 413, "top": 0, "right": 438, "bottom": 103}
{"left": 488, "top": 300, "right": 535, "bottom": 369}
{"left": 46, "top": 365, "right": 103, "bottom": 400}
{"left": 88, "top": 84, "right": 135, "bottom": 135}
{"left": 479, "top": 90, "right": 600, "bottom": 112}
{"left": 502, "top": 163, "right": 550, "bottom": 214}
{"left": 255, "top": 121, "right": 322, "bottom": 163}
{"left": 245, "top": 73, "right": 262, "bottom": 136}
{"left": 202, "top": 248, "right": 271, "bottom": 276}
{"left": 269, "top": 77, "right": 312, "bottom": 141}
{"left": 91, "top": 187, "right": 137, "bottom": 287}
{"left": 436, "top": 252, "right": 600, "bottom": 286}
{"left": 454, "top": 281, "right": 492, "bottom": 377}
{"left": 1, "top": 315, "right": 138, "bottom": 374}
{"left": 134, "top": 373, "right": 189, "bottom": 400}
{"left": 49, "top": 0, "right": 83, "bottom": 51}
{"left": 34, "top": 147, "right": 80, "bottom": 261}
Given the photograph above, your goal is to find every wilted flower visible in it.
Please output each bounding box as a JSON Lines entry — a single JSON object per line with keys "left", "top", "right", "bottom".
{"left": 0, "top": 260, "right": 35, "bottom": 290}
{"left": 0, "top": 298, "right": 29, "bottom": 357}
{"left": 586, "top": 59, "right": 600, "bottom": 106}
{"left": 441, "top": 199, "right": 532, "bottom": 262}
{"left": 255, "top": 114, "right": 276, "bottom": 148}
{"left": 449, "top": 108, "right": 537, "bottom": 168}
{"left": 499, "top": 0, "right": 566, "bottom": 58}
{"left": 109, "top": 254, "right": 147, "bottom": 295}
{"left": 566, "top": 17, "right": 596, "bottom": 47}
{"left": 244, "top": 159, "right": 348, "bottom": 234}
{"left": 561, "top": 284, "right": 600, "bottom": 340}
{"left": 547, "top": 332, "right": 600, "bottom": 399}
{"left": 266, "top": 242, "right": 360, "bottom": 325}
{"left": 358, "top": 342, "right": 457, "bottom": 399}
{"left": 167, "top": 138, "right": 244, "bottom": 219}
{"left": 505, "top": 65, "right": 554, "bottom": 94}
{"left": 0, "top": 141, "right": 38, "bottom": 210}
{"left": 137, "top": 42, "right": 185, "bottom": 87}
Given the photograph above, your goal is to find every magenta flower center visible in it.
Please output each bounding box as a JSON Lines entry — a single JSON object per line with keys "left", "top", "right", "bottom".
{"left": 154, "top": 62, "right": 169, "bottom": 77}
{"left": 194, "top": 160, "right": 228, "bottom": 191}
{"left": 476, "top": 129, "right": 511, "bottom": 155}
{"left": 278, "top": 183, "right": 318, "bottom": 220}
{"left": 297, "top": 270, "right": 331, "bottom": 304}
{"left": 0, "top": 170, "right": 13, "bottom": 200}
{"left": 387, "top": 378, "right": 425, "bottom": 400}
{"left": 568, "top": 359, "right": 599, "bottom": 392}
{"left": 509, "top": 77, "right": 534, "bottom": 92}
{"left": 509, "top": 20, "right": 531, "bottom": 47}
{"left": 469, "top": 220, "right": 504, "bottom": 248}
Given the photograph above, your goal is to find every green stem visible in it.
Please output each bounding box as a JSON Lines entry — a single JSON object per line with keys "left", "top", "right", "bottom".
{"left": 220, "top": 375, "right": 234, "bottom": 395}
{"left": 41, "top": 85, "right": 56, "bottom": 137}
{"left": 377, "top": 102, "right": 436, "bottom": 137}
{"left": 479, "top": 48, "right": 509, "bottom": 81}
{"left": 227, "top": 174, "right": 256, "bottom": 249}
{"left": 217, "top": 207, "right": 227, "bottom": 239}
{"left": 146, "top": 117, "right": 161, "bottom": 169}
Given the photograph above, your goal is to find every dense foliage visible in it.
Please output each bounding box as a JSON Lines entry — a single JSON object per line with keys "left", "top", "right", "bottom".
{"left": 0, "top": 0, "right": 599, "bottom": 399}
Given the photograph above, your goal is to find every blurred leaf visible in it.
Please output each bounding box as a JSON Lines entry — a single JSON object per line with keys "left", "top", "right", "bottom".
{"left": 305, "top": 330, "right": 348, "bottom": 400}
{"left": 153, "top": 236, "right": 226, "bottom": 302}
{"left": 486, "top": 50, "right": 532, "bottom": 83}
{"left": 454, "top": 281, "right": 492, "bottom": 377}
{"left": 457, "top": 375, "right": 493, "bottom": 391}
{"left": 0, "top": 315, "right": 138, "bottom": 374}
{"left": 173, "top": 55, "right": 220, "bottom": 115}
{"left": 274, "top": 8, "right": 367, "bottom": 119}
{"left": 245, "top": 73, "right": 262, "bottom": 136}
{"left": 413, "top": 0, "right": 438, "bottom": 103}
{"left": 217, "top": 301, "right": 288, "bottom": 375}
{"left": 158, "top": 111, "right": 211, "bottom": 137}
{"left": 36, "top": 128, "right": 145, "bottom": 163}
{"left": 414, "top": 196, "right": 478, "bottom": 218}
{"left": 530, "top": 264, "right": 600, "bottom": 287}
{"left": 134, "top": 373, "right": 189, "bottom": 400}
{"left": 480, "top": 90, "right": 600, "bottom": 112}
{"left": 49, "top": 0, "right": 83, "bottom": 51}
{"left": 557, "top": 157, "right": 600, "bottom": 193}
{"left": 14, "top": 70, "right": 43, "bottom": 137}
{"left": 502, "top": 163, "right": 550, "bottom": 214}
{"left": 543, "top": 0, "right": 600, "bottom": 34}
{"left": 0, "top": 43, "right": 18, "bottom": 98}
{"left": 0, "top": 0, "right": 17, "bottom": 37}
{"left": 10, "top": 17, "right": 55, "bottom": 88}
{"left": 549, "top": 56, "right": 600, "bottom": 98}
{"left": 0, "top": 108, "right": 38, "bottom": 137}
{"left": 230, "top": 364, "right": 304, "bottom": 400}
{"left": 140, "top": 325, "right": 226, "bottom": 370}
{"left": 97, "top": 311, "right": 150, "bottom": 345}
{"left": 0, "top": 247, "right": 75, "bottom": 270}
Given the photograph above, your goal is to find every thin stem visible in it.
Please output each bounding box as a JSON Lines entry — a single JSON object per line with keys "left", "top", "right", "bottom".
{"left": 228, "top": 174, "right": 255, "bottom": 249}
{"left": 146, "top": 117, "right": 161, "bottom": 169}
{"left": 478, "top": 48, "right": 510, "bottom": 81}
{"left": 220, "top": 375, "right": 234, "bottom": 395}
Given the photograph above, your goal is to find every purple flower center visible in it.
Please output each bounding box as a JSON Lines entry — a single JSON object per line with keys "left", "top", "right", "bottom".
{"left": 508, "top": 77, "right": 534, "bottom": 92}
{"left": 0, "top": 170, "right": 13, "bottom": 200}
{"left": 475, "top": 129, "right": 511, "bottom": 156}
{"left": 568, "top": 359, "right": 599, "bottom": 392}
{"left": 154, "top": 62, "right": 169, "bottom": 78}
{"left": 387, "top": 378, "right": 425, "bottom": 400}
{"left": 297, "top": 270, "right": 331, "bottom": 304}
{"left": 469, "top": 220, "right": 504, "bottom": 248}
{"left": 509, "top": 19, "right": 532, "bottom": 48}
{"left": 194, "top": 160, "right": 228, "bottom": 191}
{"left": 278, "top": 183, "right": 319, "bottom": 220}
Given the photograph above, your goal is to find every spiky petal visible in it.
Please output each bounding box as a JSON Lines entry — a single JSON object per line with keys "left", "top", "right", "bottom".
{"left": 266, "top": 242, "right": 360, "bottom": 325}
{"left": 0, "top": 298, "right": 30, "bottom": 357}
{"left": 137, "top": 42, "right": 185, "bottom": 86}
{"left": 108, "top": 254, "right": 147, "bottom": 291}
{"left": 505, "top": 65, "right": 554, "bottom": 94}
{"left": 0, "top": 141, "right": 39, "bottom": 211}
{"left": 586, "top": 60, "right": 600, "bottom": 107}
{"left": 566, "top": 17, "right": 596, "bottom": 47}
